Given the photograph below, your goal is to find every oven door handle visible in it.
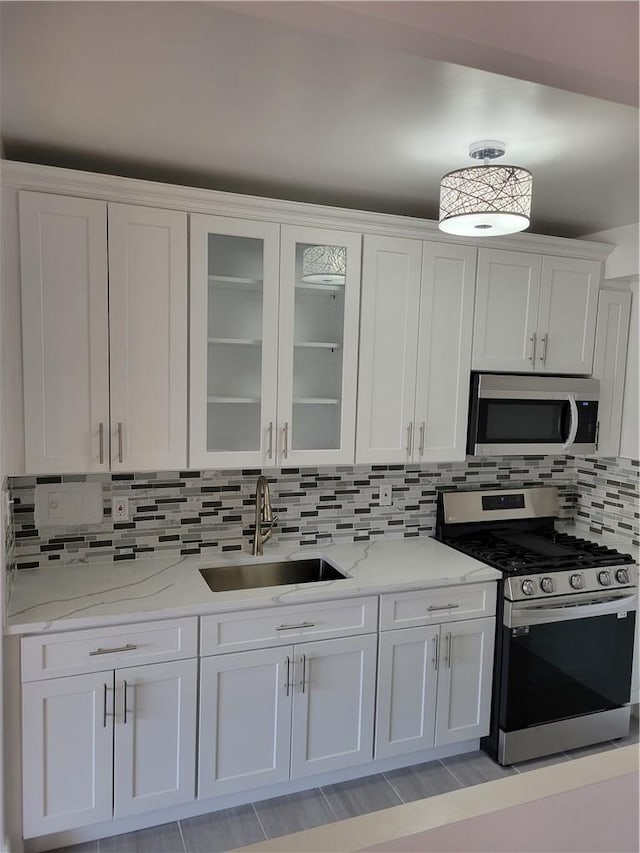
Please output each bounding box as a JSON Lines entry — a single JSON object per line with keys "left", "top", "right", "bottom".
{"left": 508, "top": 593, "right": 637, "bottom": 627}
{"left": 561, "top": 393, "right": 579, "bottom": 451}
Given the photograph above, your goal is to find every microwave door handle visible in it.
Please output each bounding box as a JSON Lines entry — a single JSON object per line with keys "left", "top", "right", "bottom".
{"left": 561, "top": 393, "right": 579, "bottom": 450}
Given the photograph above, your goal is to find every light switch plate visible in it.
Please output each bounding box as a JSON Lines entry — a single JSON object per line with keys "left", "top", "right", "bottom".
{"left": 34, "top": 482, "right": 103, "bottom": 527}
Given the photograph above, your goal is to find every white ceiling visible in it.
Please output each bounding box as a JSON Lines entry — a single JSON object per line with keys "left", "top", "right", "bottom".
{"left": 1, "top": 1, "right": 638, "bottom": 238}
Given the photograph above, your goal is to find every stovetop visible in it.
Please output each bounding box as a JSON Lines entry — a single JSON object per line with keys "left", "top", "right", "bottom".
{"left": 438, "top": 529, "right": 635, "bottom": 575}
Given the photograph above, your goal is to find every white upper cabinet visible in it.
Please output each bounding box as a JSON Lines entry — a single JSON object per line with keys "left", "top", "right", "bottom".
{"left": 537, "top": 256, "right": 600, "bottom": 374}
{"left": 357, "top": 236, "right": 476, "bottom": 464}
{"left": 108, "top": 204, "right": 187, "bottom": 472}
{"left": 591, "top": 288, "right": 632, "bottom": 457}
{"left": 189, "top": 214, "right": 280, "bottom": 470}
{"left": 19, "top": 192, "right": 188, "bottom": 474}
{"left": 190, "top": 218, "right": 361, "bottom": 468}
{"left": 20, "top": 192, "right": 110, "bottom": 473}
{"left": 472, "top": 248, "right": 600, "bottom": 374}
{"left": 414, "top": 242, "right": 477, "bottom": 462}
{"left": 279, "top": 226, "right": 362, "bottom": 467}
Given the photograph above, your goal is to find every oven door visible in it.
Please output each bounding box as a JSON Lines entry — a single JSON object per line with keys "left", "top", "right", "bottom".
{"left": 500, "top": 591, "right": 637, "bottom": 732}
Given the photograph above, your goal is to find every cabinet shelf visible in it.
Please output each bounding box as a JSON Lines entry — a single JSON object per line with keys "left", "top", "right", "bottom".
{"left": 294, "top": 341, "right": 342, "bottom": 350}
{"left": 208, "top": 337, "right": 262, "bottom": 346}
{"left": 207, "top": 396, "right": 261, "bottom": 404}
{"left": 208, "top": 275, "right": 263, "bottom": 291}
{"left": 296, "top": 281, "right": 344, "bottom": 294}
{"left": 293, "top": 397, "right": 341, "bottom": 405}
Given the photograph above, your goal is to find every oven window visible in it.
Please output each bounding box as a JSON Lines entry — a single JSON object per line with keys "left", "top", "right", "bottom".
{"left": 499, "top": 612, "right": 636, "bottom": 731}
{"left": 478, "top": 400, "right": 568, "bottom": 444}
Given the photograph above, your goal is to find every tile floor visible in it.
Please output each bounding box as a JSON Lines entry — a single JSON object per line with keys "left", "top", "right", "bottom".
{"left": 52, "top": 716, "right": 639, "bottom": 853}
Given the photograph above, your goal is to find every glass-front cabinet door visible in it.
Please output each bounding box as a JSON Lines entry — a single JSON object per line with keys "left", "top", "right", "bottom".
{"left": 190, "top": 215, "right": 280, "bottom": 468}
{"left": 277, "top": 226, "right": 362, "bottom": 466}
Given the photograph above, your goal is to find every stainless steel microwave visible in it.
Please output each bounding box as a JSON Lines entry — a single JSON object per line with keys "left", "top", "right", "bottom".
{"left": 467, "top": 373, "right": 600, "bottom": 456}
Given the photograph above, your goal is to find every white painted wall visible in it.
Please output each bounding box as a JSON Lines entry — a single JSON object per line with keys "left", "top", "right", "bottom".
{"left": 582, "top": 224, "right": 639, "bottom": 280}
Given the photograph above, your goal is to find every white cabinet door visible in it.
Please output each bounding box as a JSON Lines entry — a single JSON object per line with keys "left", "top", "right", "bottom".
{"left": 22, "top": 672, "right": 114, "bottom": 837}
{"left": 19, "top": 191, "right": 110, "bottom": 473}
{"left": 434, "top": 617, "right": 495, "bottom": 747}
{"left": 472, "top": 249, "right": 542, "bottom": 372}
{"left": 113, "top": 659, "right": 197, "bottom": 819}
{"left": 536, "top": 256, "right": 600, "bottom": 374}
{"left": 356, "top": 236, "right": 422, "bottom": 463}
{"left": 198, "top": 647, "right": 292, "bottom": 798}
{"left": 375, "top": 626, "right": 439, "bottom": 760}
{"left": 278, "top": 226, "right": 362, "bottom": 466}
{"left": 415, "top": 243, "right": 476, "bottom": 462}
{"left": 189, "top": 214, "right": 280, "bottom": 469}
{"left": 290, "top": 634, "right": 377, "bottom": 778}
{"left": 108, "top": 204, "right": 188, "bottom": 471}
{"left": 592, "top": 289, "right": 631, "bottom": 457}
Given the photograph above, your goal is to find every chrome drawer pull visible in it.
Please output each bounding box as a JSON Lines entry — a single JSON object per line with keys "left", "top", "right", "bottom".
{"left": 89, "top": 643, "right": 138, "bottom": 656}
{"left": 275, "top": 621, "right": 315, "bottom": 631}
{"left": 427, "top": 603, "right": 460, "bottom": 612}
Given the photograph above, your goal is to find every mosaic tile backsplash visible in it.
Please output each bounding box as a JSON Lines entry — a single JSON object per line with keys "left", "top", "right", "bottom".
{"left": 5, "top": 455, "right": 593, "bottom": 570}
{"left": 574, "top": 456, "right": 639, "bottom": 542}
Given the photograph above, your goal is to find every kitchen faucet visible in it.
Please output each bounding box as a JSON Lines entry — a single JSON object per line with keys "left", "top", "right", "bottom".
{"left": 252, "top": 476, "right": 277, "bottom": 556}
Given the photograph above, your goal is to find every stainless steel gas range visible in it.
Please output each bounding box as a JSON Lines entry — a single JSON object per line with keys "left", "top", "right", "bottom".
{"left": 435, "top": 486, "right": 638, "bottom": 765}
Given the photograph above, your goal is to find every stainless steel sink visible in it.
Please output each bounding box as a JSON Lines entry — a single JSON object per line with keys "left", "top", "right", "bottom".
{"left": 199, "top": 558, "right": 347, "bottom": 592}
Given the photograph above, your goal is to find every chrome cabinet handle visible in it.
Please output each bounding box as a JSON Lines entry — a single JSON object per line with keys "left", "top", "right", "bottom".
{"left": 103, "top": 682, "right": 108, "bottom": 728}
{"left": 285, "top": 656, "right": 291, "bottom": 697}
{"left": 282, "top": 422, "right": 289, "bottom": 459}
{"left": 432, "top": 635, "right": 439, "bottom": 671}
{"left": 117, "top": 422, "right": 124, "bottom": 463}
{"left": 123, "top": 680, "right": 128, "bottom": 724}
{"left": 444, "top": 633, "right": 452, "bottom": 668}
{"left": 89, "top": 643, "right": 138, "bottom": 656}
{"left": 275, "top": 621, "right": 315, "bottom": 631}
{"left": 427, "top": 603, "right": 460, "bottom": 612}
{"left": 406, "top": 422, "right": 414, "bottom": 456}
{"left": 539, "top": 333, "right": 548, "bottom": 365}
{"left": 418, "top": 422, "right": 425, "bottom": 456}
{"left": 299, "top": 654, "right": 307, "bottom": 693}
{"left": 528, "top": 333, "right": 537, "bottom": 364}
{"left": 98, "top": 422, "right": 105, "bottom": 465}
{"left": 267, "top": 421, "right": 273, "bottom": 459}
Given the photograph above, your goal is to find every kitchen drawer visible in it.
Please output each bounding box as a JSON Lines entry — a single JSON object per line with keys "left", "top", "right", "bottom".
{"left": 380, "top": 583, "right": 496, "bottom": 631}
{"left": 201, "top": 596, "right": 378, "bottom": 655}
{"left": 21, "top": 617, "right": 198, "bottom": 682}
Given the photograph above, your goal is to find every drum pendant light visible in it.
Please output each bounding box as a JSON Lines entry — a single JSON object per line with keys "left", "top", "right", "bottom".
{"left": 439, "top": 141, "right": 532, "bottom": 236}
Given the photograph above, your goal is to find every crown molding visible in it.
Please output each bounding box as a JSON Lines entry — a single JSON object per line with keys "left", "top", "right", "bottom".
{"left": 1, "top": 160, "right": 613, "bottom": 261}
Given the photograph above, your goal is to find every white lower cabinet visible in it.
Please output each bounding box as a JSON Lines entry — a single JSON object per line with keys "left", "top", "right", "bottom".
{"left": 198, "top": 633, "right": 377, "bottom": 798}
{"left": 375, "top": 617, "right": 495, "bottom": 760}
{"left": 22, "top": 658, "right": 197, "bottom": 838}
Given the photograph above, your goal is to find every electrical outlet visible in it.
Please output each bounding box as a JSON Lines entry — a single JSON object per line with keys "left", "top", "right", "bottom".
{"left": 379, "top": 485, "right": 393, "bottom": 506}
{"left": 111, "top": 496, "right": 129, "bottom": 521}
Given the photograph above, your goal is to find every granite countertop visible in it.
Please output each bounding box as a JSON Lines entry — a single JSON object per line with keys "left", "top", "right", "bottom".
{"left": 5, "top": 536, "right": 501, "bottom": 636}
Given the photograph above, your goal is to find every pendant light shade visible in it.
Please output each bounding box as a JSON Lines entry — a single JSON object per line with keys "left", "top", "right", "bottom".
{"left": 439, "top": 141, "right": 532, "bottom": 237}
{"left": 301, "top": 245, "right": 347, "bottom": 284}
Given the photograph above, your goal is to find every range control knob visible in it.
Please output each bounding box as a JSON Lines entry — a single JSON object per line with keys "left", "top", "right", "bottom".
{"left": 570, "top": 573, "right": 584, "bottom": 590}
{"left": 598, "top": 570, "right": 612, "bottom": 586}
{"left": 521, "top": 579, "right": 536, "bottom": 596}
{"left": 540, "top": 577, "right": 555, "bottom": 594}
{"left": 616, "top": 568, "right": 630, "bottom": 585}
